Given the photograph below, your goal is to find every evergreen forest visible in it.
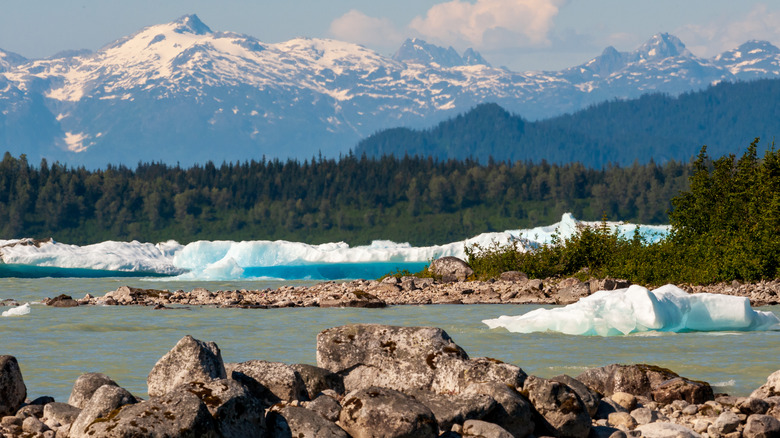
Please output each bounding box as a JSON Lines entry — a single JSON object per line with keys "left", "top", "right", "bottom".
{"left": 355, "top": 79, "right": 780, "bottom": 167}
{"left": 0, "top": 152, "right": 690, "bottom": 246}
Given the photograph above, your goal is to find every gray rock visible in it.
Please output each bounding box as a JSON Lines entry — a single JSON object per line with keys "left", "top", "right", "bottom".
{"left": 69, "top": 385, "right": 137, "bottom": 438}
{"left": 80, "top": 389, "right": 219, "bottom": 437}
{"left": 16, "top": 404, "right": 44, "bottom": 418}
{"left": 462, "top": 419, "right": 515, "bottom": 438}
{"left": 176, "top": 379, "right": 266, "bottom": 437}
{"left": 320, "top": 290, "right": 387, "bottom": 308}
{"left": 42, "top": 402, "right": 81, "bottom": 428}
{"left": 744, "top": 414, "right": 780, "bottom": 438}
{"left": 22, "top": 416, "right": 49, "bottom": 434}
{"left": 576, "top": 364, "right": 713, "bottom": 404}
{"left": 552, "top": 375, "right": 601, "bottom": 418}
{"left": 0, "top": 355, "right": 26, "bottom": 416}
{"left": 629, "top": 407, "right": 659, "bottom": 425}
{"left": 408, "top": 388, "right": 497, "bottom": 431}
{"left": 753, "top": 370, "right": 780, "bottom": 399}
{"left": 306, "top": 394, "right": 342, "bottom": 422}
{"left": 464, "top": 381, "right": 534, "bottom": 438}
{"left": 499, "top": 271, "right": 528, "bottom": 282}
{"left": 556, "top": 281, "right": 591, "bottom": 304}
{"left": 739, "top": 397, "right": 771, "bottom": 415}
{"left": 228, "top": 360, "right": 308, "bottom": 403}
{"left": 317, "top": 324, "right": 468, "bottom": 393}
{"left": 268, "top": 406, "right": 348, "bottom": 438}
{"left": 430, "top": 256, "right": 474, "bottom": 282}
{"left": 147, "top": 335, "right": 227, "bottom": 397}
{"left": 339, "top": 386, "right": 437, "bottom": 438}
{"left": 636, "top": 422, "right": 702, "bottom": 438}
{"left": 290, "top": 363, "right": 345, "bottom": 396}
{"left": 595, "top": 397, "right": 628, "bottom": 420}
{"left": 713, "top": 411, "right": 741, "bottom": 435}
{"left": 524, "top": 376, "right": 591, "bottom": 438}
{"left": 68, "top": 372, "right": 118, "bottom": 409}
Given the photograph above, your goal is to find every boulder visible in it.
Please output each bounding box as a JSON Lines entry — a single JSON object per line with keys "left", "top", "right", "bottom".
{"left": 608, "top": 412, "right": 637, "bottom": 430}
{"left": 147, "top": 335, "right": 227, "bottom": 397}
{"left": 0, "top": 355, "right": 26, "bottom": 416}
{"left": 556, "top": 281, "right": 591, "bottom": 304}
{"left": 430, "top": 256, "right": 474, "bottom": 282}
{"left": 68, "top": 372, "right": 119, "bottom": 409}
{"left": 267, "top": 406, "right": 348, "bottom": 438}
{"left": 21, "top": 416, "right": 48, "bottom": 435}
{"left": 611, "top": 392, "right": 637, "bottom": 411}
{"left": 339, "top": 386, "right": 437, "bottom": 438}
{"left": 743, "top": 414, "right": 780, "bottom": 438}
{"left": 524, "top": 375, "right": 591, "bottom": 438}
{"left": 712, "top": 410, "right": 741, "bottom": 435}
{"left": 43, "top": 294, "right": 79, "bottom": 307}
{"left": 176, "top": 379, "right": 266, "bottom": 437}
{"left": 462, "top": 419, "right": 515, "bottom": 438}
{"left": 595, "top": 397, "right": 627, "bottom": 420}
{"left": 290, "top": 363, "right": 345, "bottom": 396}
{"left": 463, "top": 381, "right": 534, "bottom": 438}
{"left": 69, "top": 384, "right": 137, "bottom": 438}
{"left": 739, "top": 397, "right": 771, "bottom": 416}
{"left": 306, "top": 394, "right": 342, "bottom": 422}
{"left": 79, "top": 389, "right": 219, "bottom": 437}
{"left": 317, "top": 324, "right": 468, "bottom": 393}
{"left": 42, "top": 402, "right": 81, "bottom": 428}
{"left": 630, "top": 407, "right": 659, "bottom": 425}
{"left": 551, "top": 375, "right": 601, "bottom": 418}
{"left": 576, "top": 364, "right": 713, "bottom": 404}
{"left": 407, "top": 388, "right": 497, "bottom": 431}
{"left": 636, "top": 422, "right": 702, "bottom": 438}
{"left": 753, "top": 370, "right": 780, "bottom": 399}
{"left": 499, "top": 271, "right": 528, "bottom": 282}
{"left": 228, "top": 360, "right": 308, "bottom": 403}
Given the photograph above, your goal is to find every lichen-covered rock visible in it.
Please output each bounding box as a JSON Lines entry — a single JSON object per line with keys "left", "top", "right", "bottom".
{"left": 68, "top": 372, "right": 118, "bottom": 409}
{"left": 267, "top": 406, "right": 348, "bottom": 438}
{"left": 462, "top": 419, "right": 515, "bottom": 438}
{"left": 69, "top": 385, "right": 137, "bottom": 438}
{"left": 743, "top": 414, "right": 780, "bottom": 438}
{"left": 339, "top": 386, "right": 437, "bottom": 438}
{"left": 176, "top": 379, "right": 266, "bottom": 437}
{"left": 317, "top": 324, "right": 468, "bottom": 393}
{"left": 228, "top": 360, "right": 308, "bottom": 403}
{"left": 407, "top": 388, "right": 497, "bottom": 431}
{"left": 147, "top": 335, "right": 226, "bottom": 397}
{"left": 752, "top": 370, "right": 780, "bottom": 399}
{"left": 0, "top": 355, "right": 26, "bottom": 416}
{"left": 290, "top": 363, "right": 345, "bottom": 396}
{"left": 430, "top": 256, "right": 474, "bottom": 282}
{"left": 463, "top": 381, "right": 534, "bottom": 438}
{"left": 551, "top": 375, "right": 601, "bottom": 418}
{"left": 576, "top": 364, "right": 713, "bottom": 404}
{"left": 524, "top": 376, "right": 591, "bottom": 438}
{"left": 306, "top": 394, "right": 342, "bottom": 422}
{"left": 80, "top": 389, "right": 219, "bottom": 437}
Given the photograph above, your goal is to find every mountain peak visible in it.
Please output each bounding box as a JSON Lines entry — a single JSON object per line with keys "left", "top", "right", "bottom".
{"left": 393, "top": 38, "right": 465, "bottom": 67}
{"left": 462, "top": 48, "right": 490, "bottom": 66}
{"left": 172, "top": 14, "right": 212, "bottom": 35}
{"left": 631, "top": 33, "right": 690, "bottom": 62}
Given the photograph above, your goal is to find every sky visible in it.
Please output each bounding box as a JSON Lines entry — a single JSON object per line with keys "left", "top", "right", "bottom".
{"left": 2, "top": 1, "right": 780, "bottom": 71}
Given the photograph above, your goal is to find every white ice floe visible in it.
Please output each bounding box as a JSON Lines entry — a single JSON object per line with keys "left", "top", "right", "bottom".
{"left": 1, "top": 303, "right": 31, "bottom": 317}
{"left": 483, "top": 284, "right": 780, "bottom": 336}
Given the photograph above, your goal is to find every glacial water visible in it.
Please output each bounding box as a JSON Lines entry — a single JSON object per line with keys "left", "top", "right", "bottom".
{"left": 1, "top": 276, "right": 779, "bottom": 404}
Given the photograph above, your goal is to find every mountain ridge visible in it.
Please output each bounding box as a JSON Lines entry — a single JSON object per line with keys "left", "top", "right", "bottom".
{"left": 1, "top": 14, "right": 780, "bottom": 167}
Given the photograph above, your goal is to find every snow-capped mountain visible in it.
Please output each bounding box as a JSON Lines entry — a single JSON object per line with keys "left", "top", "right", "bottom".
{"left": 1, "top": 15, "right": 779, "bottom": 167}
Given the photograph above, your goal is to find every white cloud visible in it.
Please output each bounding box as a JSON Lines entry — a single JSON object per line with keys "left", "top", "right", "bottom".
{"left": 409, "top": 0, "right": 566, "bottom": 49}
{"left": 676, "top": 3, "right": 780, "bottom": 57}
{"left": 329, "top": 10, "right": 406, "bottom": 51}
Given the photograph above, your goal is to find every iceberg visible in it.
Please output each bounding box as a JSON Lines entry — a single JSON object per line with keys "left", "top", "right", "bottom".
{"left": 483, "top": 285, "right": 780, "bottom": 336}
{"left": 0, "top": 213, "right": 670, "bottom": 280}
{"left": 1, "top": 303, "right": 31, "bottom": 317}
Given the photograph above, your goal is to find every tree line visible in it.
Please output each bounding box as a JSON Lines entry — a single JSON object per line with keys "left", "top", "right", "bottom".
{"left": 0, "top": 152, "right": 690, "bottom": 246}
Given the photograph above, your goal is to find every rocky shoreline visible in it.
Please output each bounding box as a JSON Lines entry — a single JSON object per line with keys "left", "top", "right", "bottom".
{"left": 1, "top": 323, "right": 780, "bottom": 438}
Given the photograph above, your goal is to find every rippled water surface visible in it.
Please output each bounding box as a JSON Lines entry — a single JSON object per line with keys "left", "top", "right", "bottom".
{"left": 1, "top": 277, "right": 779, "bottom": 402}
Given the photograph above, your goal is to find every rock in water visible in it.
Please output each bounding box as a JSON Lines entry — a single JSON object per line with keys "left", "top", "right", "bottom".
{"left": 0, "top": 355, "right": 26, "bottom": 416}
{"left": 339, "top": 386, "right": 437, "bottom": 438}
{"left": 147, "top": 335, "right": 226, "bottom": 397}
